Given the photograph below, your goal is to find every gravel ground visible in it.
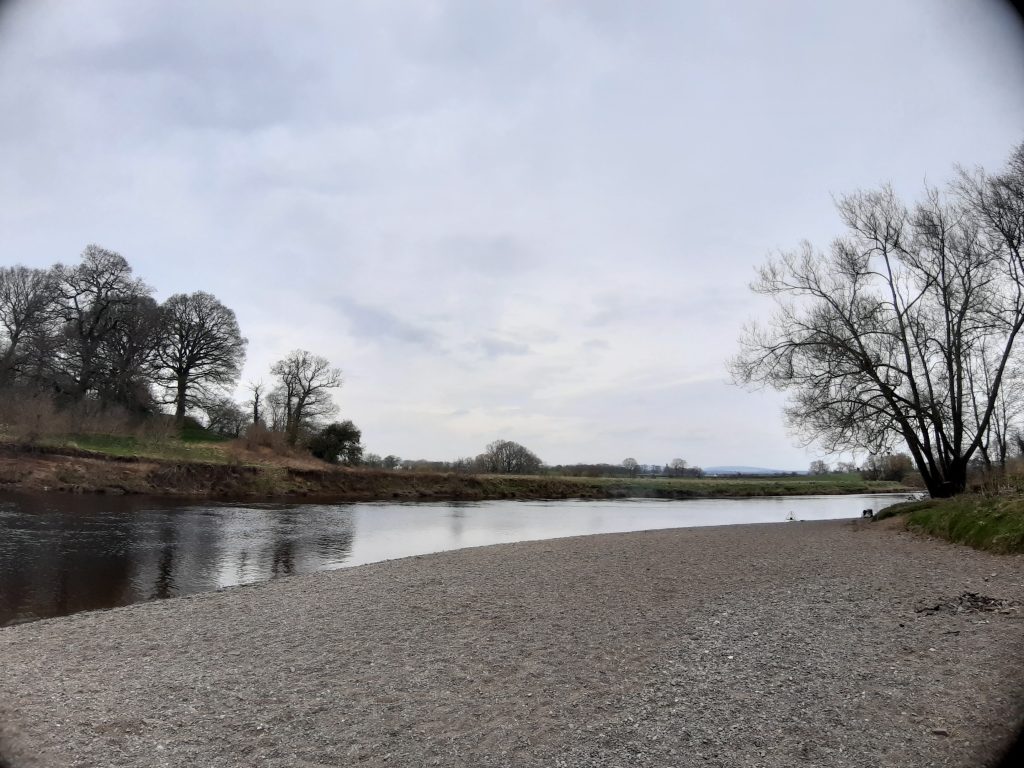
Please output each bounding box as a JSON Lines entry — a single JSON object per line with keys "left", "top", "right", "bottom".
{"left": 1, "top": 518, "right": 1023, "bottom": 768}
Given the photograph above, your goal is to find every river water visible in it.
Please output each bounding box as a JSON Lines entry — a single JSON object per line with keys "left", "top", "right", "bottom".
{"left": 0, "top": 491, "right": 910, "bottom": 626}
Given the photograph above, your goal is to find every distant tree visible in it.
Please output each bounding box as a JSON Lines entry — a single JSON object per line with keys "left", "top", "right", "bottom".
{"left": 449, "top": 456, "right": 475, "bottom": 473}
{"left": 479, "top": 439, "right": 542, "bottom": 474}
{"left": 266, "top": 387, "right": 287, "bottom": 432}
{"left": 668, "top": 458, "right": 688, "bottom": 477}
{"left": 309, "top": 420, "right": 363, "bottom": 465}
{"left": 246, "top": 380, "right": 264, "bottom": 426}
{"left": 861, "top": 453, "right": 915, "bottom": 482}
{"left": 202, "top": 397, "right": 248, "bottom": 438}
{"left": 270, "top": 349, "right": 343, "bottom": 445}
{"left": 156, "top": 291, "right": 247, "bottom": 425}
{"left": 622, "top": 457, "right": 639, "bottom": 478}
{"left": 809, "top": 459, "right": 830, "bottom": 475}
{"left": 383, "top": 454, "right": 401, "bottom": 470}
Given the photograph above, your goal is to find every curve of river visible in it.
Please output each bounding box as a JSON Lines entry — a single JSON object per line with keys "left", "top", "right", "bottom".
{"left": 0, "top": 491, "right": 911, "bottom": 626}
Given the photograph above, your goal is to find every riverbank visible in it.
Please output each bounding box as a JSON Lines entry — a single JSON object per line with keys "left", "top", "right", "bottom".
{"left": 0, "top": 442, "right": 909, "bottom": 501}
{"left": 879, "top": 493, "right": 1024, "bottom": 554}
{"left": 1, "top": 518, "right": 1021, "bottom": 767}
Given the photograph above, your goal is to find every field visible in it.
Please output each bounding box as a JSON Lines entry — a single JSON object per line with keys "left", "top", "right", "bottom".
{"left": 559, "top": 472, "right": 908, "bottom": 498}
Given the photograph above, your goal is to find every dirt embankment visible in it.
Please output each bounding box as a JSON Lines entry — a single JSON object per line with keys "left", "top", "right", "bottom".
{"left": 0, "top": 443, "right": 910, "bottom": 503}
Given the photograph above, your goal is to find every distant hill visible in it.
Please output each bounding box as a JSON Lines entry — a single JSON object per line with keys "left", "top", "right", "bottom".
{"left": 704, "top": 465, "right": 804, "bottom": 476}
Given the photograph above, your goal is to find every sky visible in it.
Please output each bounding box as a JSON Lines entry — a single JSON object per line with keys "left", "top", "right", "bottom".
{"left": 0, "top": 1, "right": 1023, "bottom": 469}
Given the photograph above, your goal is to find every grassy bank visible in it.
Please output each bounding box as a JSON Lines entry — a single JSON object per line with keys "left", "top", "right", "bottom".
{"left": 0, "top": 439, "right": 911, "bottom": 501}
{"left": 879, "top": 494, "right": 1024, "bottom": 554}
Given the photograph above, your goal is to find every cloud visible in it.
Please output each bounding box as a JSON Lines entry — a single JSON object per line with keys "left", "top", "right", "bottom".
{"left": 332, "top": 297, "right": 439, "bottom": 348}
{"left": 0, "top": 0, "right": 1022, "bottom": 468}
{"left": 478, "top": 337, "right": 531, "bottom": 358}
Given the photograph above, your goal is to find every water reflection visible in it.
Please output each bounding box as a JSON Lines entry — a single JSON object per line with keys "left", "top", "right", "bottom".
{"left": 0, "top": 492, "right": 906, "bottom": 626}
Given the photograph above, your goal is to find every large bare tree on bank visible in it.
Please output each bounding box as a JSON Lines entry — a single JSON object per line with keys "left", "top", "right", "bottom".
{"left": 51, "top": 245, "right": 152, "bottom": 399}
{"left": 270, "top": 349, "right": 342, "bottom": 445}
{"left": 731, "top": 143, "right": 1024, "bottom": 498}
{"left": 157, "top": 291, "right": 247, "bottom": 425}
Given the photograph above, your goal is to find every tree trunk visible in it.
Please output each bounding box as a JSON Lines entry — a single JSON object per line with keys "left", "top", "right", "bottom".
{"left": 925, "top": 461, "right": 968, "bottom": 498}
{"left": 174, "top": 379, "right": 187, "bottom": 425}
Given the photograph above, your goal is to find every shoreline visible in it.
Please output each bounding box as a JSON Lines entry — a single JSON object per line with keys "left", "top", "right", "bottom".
{"left": 0, "top": 443, "right": 911, "bottom": 503}
{"left": 2, "top": 519, "right": 1022, "bottom": 767}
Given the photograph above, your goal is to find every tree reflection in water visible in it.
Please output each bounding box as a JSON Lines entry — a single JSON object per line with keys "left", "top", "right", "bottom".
{"left": 1, "top": 493, "right": 901, "bottom": 626}
{"left": 0, "top": 495, "right": 357, "bottom": 626}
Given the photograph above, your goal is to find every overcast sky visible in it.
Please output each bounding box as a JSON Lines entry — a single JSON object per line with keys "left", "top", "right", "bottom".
{"left": 1, "top": 1, "right": 1023, "bottom": 469}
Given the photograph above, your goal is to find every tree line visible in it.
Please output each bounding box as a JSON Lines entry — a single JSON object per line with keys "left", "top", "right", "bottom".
{"left": 0, "top": 245, "right": 246, "bottom": 420}
{"left": 0, "top": 244, "right": 355, "bottom": 454}
{"left": 369, "top": 440, "right": 705, "bottom": 479}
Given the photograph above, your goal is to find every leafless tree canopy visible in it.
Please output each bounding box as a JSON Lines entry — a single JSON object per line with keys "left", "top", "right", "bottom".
{"left": 51, "top": 245, "right": 153, "bottom": 400}
{"left": 731, "top": 143, "right": 1024, "bottom": 497}
{"left": 0, "top": 245, "right": 253, "bottom": 428}
{"left": 477, "top": 439, "right": 543, "bottom": 474}
{"left": 270, "top": 349, "right": 343, "bottom": 445}
{"left": 0, "top": 266, "right": 55, "bottom": 386}
{"left": 156, "top": 291, "right": 247, "bottom": 423}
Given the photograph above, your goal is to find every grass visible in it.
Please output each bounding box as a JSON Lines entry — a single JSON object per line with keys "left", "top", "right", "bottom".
{"left": 63, "top": 433, "right": 232, "bottom": 464}
{"left": 880, "top": 494, "right": 1024, "bottom": 554}
{"left": 0, "top": 425, "right": 915, "bottom": 501}
{"left": 50, "top": 420, "right": 234, "bottom": 465}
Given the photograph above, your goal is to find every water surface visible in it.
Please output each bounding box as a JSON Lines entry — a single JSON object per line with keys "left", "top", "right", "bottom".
{"left": 0, "top": 492, "right": 909, "bottom": 626}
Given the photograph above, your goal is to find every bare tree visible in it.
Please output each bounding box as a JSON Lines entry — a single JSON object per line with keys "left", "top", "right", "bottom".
{"left": 622, "top": 457, "right": 639, "bottom": 477}
{"left": 202, "top": 396, "right": 248, "bottom": 437}
{"left": 50, "top": 245, "right": 152, "bottom": 399}
{"left": 732, "top": 144, "right": 1024, "bottom": 497}
{"left": 156, "top": 291, "right": 247, "bottom": 425}
{"left": 861, "top": 453, "right": 914, "bottom": 482}
{"left": 96, "top": 295, "right": 162, "bottom": 413}
{"left": 808, "top": 460, "right": 830, "bottom": 475}
{"left": 270, "top": 349, "right": 343, "bottom": 445}
{"left": 478, "top": 439, "right": 542, "bottom": 474}
{"left": 246, "top": 380, "right": 264, "bottom": 426}
{"left": 0, "top": 266, "right": 56, "bottom": 386}
{"left": 968, "top": 351, "right": 1023, "bottom": 469}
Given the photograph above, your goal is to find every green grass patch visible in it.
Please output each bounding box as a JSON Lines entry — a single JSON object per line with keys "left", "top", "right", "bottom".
{"left": 885, "top": 494, "right": 1024, "bottom": 554}
{"left": 63, "top": 433, "right": 231, "bottom": 464}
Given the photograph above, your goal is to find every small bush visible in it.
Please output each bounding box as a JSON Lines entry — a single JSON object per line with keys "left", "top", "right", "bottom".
{"left": 239, "top": 422, "right": 290, "bottom": 453}
{"left": 0, "top": 389, "right": 71, "bottom": 442}
{"left": 308, "top": 421, "right": 362, "bottom": 465}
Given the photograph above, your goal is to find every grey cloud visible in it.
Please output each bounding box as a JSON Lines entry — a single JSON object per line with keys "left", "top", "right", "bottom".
{"left": 479, "top": 337, "right": 530, "bottom": 358}
{"left": 333, "top": 297, "right": 439, "bottom": 348}
{"left": 434, "top": 235, "right": 535, "bottom": 276}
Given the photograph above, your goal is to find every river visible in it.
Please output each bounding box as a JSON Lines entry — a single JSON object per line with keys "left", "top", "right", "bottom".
{"left": 0, "top": 491, "right": 910, "bottom": 626}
